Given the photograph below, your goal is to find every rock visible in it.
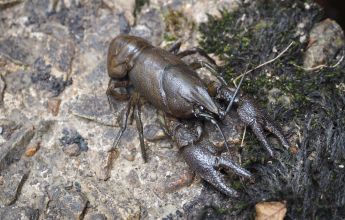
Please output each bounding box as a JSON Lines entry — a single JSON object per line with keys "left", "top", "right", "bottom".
{"left": 183, "top": 0, "right": 238, "bottom": 24}
{"left": 144, "top": 124, "right": 166, "bottom": 141}
{"left": 0, "top": 166, "right": 28, "bottom": 206}
{"left": 162, "top": 169, "right": 195, "bottom": 193}
{"left": 0, "top": 206, "right": 39, "bottom": 220}
{"left": 89, "top": 150, "right": 118, "bottom": 180}
{"left": 70, "top": 94, "right": 121, "bottom": 127}
{"left": 129, "top": 25, "right": 153, "bottom": 43}
{"left": 0, "top": 37, "right": 37, "bottom": 65}
{"left": 4, "top": 71, "right": 32, "bottom": 94}
{"left": 84, "top": 213, "right": 107, "bottom": 220}
{"left": 303, "top": 18, "right": 345, "bottom": 69}
{"left": 206, "top": 113, "right": 243, "bottom": 150}
{"left": 25, "top": 143, "right": 39, "bottom": 157}
{"left": 31, "top": 58, "right": 72, "bottom": 97}
{"left": 0, "top": 124, "right": 35, "bottom": 171}
{"left": 0, "top": 119, "right": 19, "bottom": 140}
{"left": 103, "top": 0, "right": 135, "bottom": 25}
{"left": 131, "top": 8, "right": 164, "bottom": 45}
{"left": 255, "top": 201, "right": 287, "bottom": 220}
{"left": 59, "top": 128, "right": 88, "bottom": 152}
{"left": 48, "top": 186, "right": 88, "bottom": 220}
{"left": 125, "top": 169, "right": 141, "bottom": 188}
{"left": 47, "top": 98, "right": 61, "bottom": 116}
{"left": 34, "top": 120, "right": 53, "bottom": 138}
{"left": 118, "top": 12, "right": 131, "bottom": 34}
{"left": 63, "top": 143, "right": 81, "bottom": 157}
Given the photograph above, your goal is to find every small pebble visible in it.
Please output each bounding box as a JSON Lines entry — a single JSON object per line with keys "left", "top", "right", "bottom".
{"left": 47, "top": 98, "right": 62, "bottom": 116}
{"left": 123, "top": 154, "right": 135, "bottom": 161}
{"left": 25, "top": 143, "right": 40, "bottom": 157}
{"left": 144, "top": 124, "right": 166, "bottom": 141}
{"left": 63, "top": 143, "right": 81, "bottom": 157}
{"left": 289, "top": 145, "right": 299, "bottom": 154}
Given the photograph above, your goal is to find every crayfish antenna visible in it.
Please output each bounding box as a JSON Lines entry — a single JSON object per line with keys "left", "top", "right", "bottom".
{"left": 222, "top": 68, "right": 246, "bottom": 118}
{"left": 110, "top": 96, "right": 133, "bottom": 152}
{"left": 112, "top": 128, "right": 125, "bottom": 151}
{"left": 212, "top": 119, "right": 231, "bottom": 153}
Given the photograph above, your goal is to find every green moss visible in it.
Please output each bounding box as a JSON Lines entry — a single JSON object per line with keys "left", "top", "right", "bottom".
{"left": 231, "top": 201, "right": 249, "bottom": 211}
{"left": 254, "top": 20, "right": 273, "bottom": 31}
{"left": 163, "top": 33, "right": 177, "bottom": 42}
{"left": 215, "top": 207, "right": 228, "bottom": 214}
{"left": 163, "top": 9, "right": 195, "bottom": 44}
{"left": 197, "top": 1, "right": 345, "bottom": 219}
{"left": 199, "top": 0, "right": 345, "bottom": 114}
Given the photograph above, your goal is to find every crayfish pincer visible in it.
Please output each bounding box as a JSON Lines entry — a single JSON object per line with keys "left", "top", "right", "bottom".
{"left": 106, "top": 35, "right": 291, "bottom": 197}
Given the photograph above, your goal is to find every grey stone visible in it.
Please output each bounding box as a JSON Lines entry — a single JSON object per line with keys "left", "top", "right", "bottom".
{"left": 59, "top": 128, "right": 88, "bottom": 152}
{"left": 304, "top": 18, "right": 345, "bottom": 69}
{"left": 63, "top": 143, "right": 81, "bottom": 157}
{"left": 0, "top": 119, "right": 19, "bottom": 140}
{"left": 119, "top": 13, "right": 131, "bottom": 34}
{"left": 136, "top": 8, "right": 164, "bottom": 45}
{"left": 0, "top": 37, "right": 36, "bottom": 65}
{"left": 0, "top": 166, "right": 28, "bottom": 206}
{"left": 30, "top": 58, "right": 72, "bottom": 97}
{"left": 48, "top": 186, "right": 88, "bottom": 220}
{"left": 70, "top": 94, "right": 123, "bottom": 127}
{"left": 144, "top": 124, "right": 167, "bottom": 141}
{"left": 0, "top": 124, "right": 35, "bottom": 171}
{"left": 0, "top": 206, "right": 39, "bottom": 220}
{"left": 125, "top": 169, "right": 141, "bottom": 188}
{"left": 84, "top": 213, "right": 107, "bottom": 220}
{"left": 206, "top": 112, "right": 244, "bottom": 150}
{"left": 89, "top": 150, "right": 117, "bottom": 180}
{"left": 4, "top": 71, "right": 32, "bottom": 94}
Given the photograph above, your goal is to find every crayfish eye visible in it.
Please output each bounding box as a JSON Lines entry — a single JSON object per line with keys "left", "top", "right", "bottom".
{"left": 193, "top": 105, "right": 207, "bottom": 118}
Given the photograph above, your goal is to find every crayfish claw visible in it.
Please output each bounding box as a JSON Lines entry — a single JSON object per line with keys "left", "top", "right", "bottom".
{"left": 182, "top": 144, "right": 248, "bottom": 197}
{"left": 250, "top": 121, "right": 275, "bottom": 157}
{"left": 204, "top": 169, "right": 240, "bottom": 197}
{"left": 264, "top": 121, "right": 291, "bottom": 150}
{"left": 237, "top": 96, "right": 290, "bottom": 157}
{"left": 217, "top": 156, "right": 253, "bottom": 180}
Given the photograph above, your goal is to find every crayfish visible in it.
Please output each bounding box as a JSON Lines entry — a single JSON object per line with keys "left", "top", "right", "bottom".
{"left": 106, "top": 35, "right": 290, "bottom": 197}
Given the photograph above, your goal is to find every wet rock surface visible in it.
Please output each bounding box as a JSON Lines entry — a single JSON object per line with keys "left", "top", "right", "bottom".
{"left": 0, "top": 206, "right": 39, "bottom": 220}
{"left": 47, "top": 186, "right": 89, "bottom": 220}
{"left": 304, "top": 18, "right": 345, "bottom": 69}
{"left": 0, "top": 0, "right": 245, "bottom": 219}
{"left": 0, "top": 165, "right": 28, "bottom": 206}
